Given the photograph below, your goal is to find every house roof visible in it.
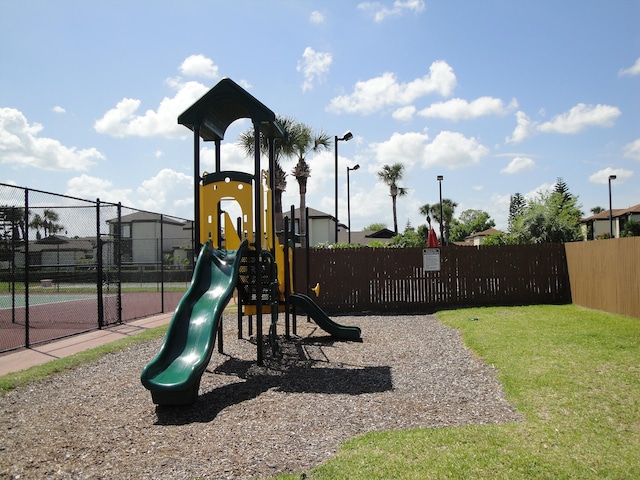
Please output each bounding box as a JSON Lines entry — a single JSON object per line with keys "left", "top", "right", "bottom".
{"left": 24, "top": 235, "right": 95, "bottom": 252}
{"left": 365, "top": 228, "right": 396, "bottom": 238}
{"left": 177, "top": 78, "right": 285, "bottom": 142}
{"left": 291, "top": 207, "right": 336, "bottom": 221}
{"left": 465, "top": 228, "right": 502, "bottom": 240}
{"left": 107, "top": 211, "right": 186, "bottom": 225}
{"left": 338, "top": 228, "right": 396, "bottom": 245}
{"left": 580, "top": 204, "right": 640, "bottom": 222}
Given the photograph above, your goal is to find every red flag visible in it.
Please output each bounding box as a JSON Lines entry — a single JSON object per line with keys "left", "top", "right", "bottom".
{"left": 427, "top": 228, "right": 439, "bottom": 248}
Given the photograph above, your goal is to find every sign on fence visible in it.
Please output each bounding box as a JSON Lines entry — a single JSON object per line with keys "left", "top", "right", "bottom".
{"left": 422, "top": 248, "right": 441, "bottom": 272}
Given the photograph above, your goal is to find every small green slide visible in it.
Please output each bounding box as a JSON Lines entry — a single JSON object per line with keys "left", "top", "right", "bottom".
{"left": 289, "top": 293, "right": 361, "bottom": 340}
{"left": 141, "top": 240, "right": 247, "bottom": 406}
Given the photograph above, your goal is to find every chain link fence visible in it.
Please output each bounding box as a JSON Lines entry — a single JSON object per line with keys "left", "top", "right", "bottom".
{"left": 0, "top": 183, "right": 194, "bottom": 353}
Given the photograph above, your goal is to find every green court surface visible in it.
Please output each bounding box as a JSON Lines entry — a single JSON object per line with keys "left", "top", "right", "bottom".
{"left": 0, "top": 293, "right": 98, "bottom": 309}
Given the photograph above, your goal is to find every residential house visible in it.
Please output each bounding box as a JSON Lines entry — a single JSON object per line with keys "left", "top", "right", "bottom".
{"left": 290, "top": 207, "right": 396, "bottom": 247}
{"left": 14, "top": 235, "right": 96, "bottom": 269}
{"left": 338, "top": 227, "right": 396, "bottom": 246}
{"left": 461, "top": 228, "right": 503, "bottom": 246}
{"left": 580, "top": 204, "right": 640, "bottom": 239}
{"left": 107, "top": 212, "right": 193, "bottom": 265}
{"left": 290, "top": 207, "right": 339, "bottom": 246}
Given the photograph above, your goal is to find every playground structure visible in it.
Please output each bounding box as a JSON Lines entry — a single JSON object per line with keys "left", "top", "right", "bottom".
{"left": 141, "top": 78, "right": 361, "bottom": 406}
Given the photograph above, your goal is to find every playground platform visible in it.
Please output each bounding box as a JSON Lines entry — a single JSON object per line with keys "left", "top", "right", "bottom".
{"left": 0, "top": 313, "right": 172, "bottom": 377}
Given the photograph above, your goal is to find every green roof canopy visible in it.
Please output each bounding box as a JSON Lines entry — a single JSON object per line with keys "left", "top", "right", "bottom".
{"left": 177, "top": 78, "right": 285, "bottom": 141}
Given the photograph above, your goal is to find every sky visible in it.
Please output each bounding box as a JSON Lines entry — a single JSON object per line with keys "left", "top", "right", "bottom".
{"left": 1, "top": 0, "right": 639, "bottom": 235}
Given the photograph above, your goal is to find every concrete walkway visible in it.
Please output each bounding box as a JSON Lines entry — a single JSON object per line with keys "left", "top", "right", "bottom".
{"left": 0, "top": 313, "right": 172, "bottom": 377}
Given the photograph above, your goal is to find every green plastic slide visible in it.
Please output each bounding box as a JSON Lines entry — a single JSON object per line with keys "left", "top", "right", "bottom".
{"left": 289, "top": 293, "right": 361, "bottom": 340}
{"left": 141, "top": 240, "right": 247, "bottom": 406}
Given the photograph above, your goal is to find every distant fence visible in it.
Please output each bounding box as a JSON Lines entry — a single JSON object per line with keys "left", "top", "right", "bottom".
{"left": 565, "top": 237, "right": 640, "bottom": 319}
{"left": 0, "top": 183, "right": 194, "bottom": 353}
{"left": 294, "top": 243, "right": 571, "bottom": 314}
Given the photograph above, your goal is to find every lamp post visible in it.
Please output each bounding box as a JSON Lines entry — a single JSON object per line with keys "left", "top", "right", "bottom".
{"left": 437, "top": 175, "right": 444, "bottom": 245}
{"left": 608, "top": 174, "right": 617, "bottom": 238}
{"left": 347, "top": 164, "right": 360, "bottom": 243}
{"left": 334, "top": 131, "right": 353, "bottom": 243}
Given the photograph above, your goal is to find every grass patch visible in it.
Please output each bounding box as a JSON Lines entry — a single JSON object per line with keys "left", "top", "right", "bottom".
{"left": 0, "top": 325, "right": 168, "bottom": 394}
{"left": 282, "top": 305, "right": 640, "bottom": 479}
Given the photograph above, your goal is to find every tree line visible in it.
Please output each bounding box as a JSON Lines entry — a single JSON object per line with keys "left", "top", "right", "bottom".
{"left": 0, "top": 207, "right": 65, "bottom": 243}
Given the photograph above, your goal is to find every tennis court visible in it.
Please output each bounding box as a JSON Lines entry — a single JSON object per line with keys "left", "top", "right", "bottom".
{"left": 0, "top": 292, "right": 100, "bottom": 309}
{"left": 0, "top": 289, "right": 184, "bottom": 354}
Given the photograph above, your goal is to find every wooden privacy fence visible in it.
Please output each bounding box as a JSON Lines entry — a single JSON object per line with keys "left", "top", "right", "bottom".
{"left": 565, "top": 236, "right": 640, "bottom": 319}
{"left": 293, "top": 244, "right": 570, "bottom": 314}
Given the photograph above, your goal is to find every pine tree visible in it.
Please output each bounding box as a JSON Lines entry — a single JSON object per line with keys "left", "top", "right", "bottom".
{"left": 508, "top": 193, "right": 526, "bottom": 233}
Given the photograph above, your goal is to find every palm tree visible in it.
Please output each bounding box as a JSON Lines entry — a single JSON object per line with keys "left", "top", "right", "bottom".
{"left": 419, "top": 199, "right": 458, "bottom": 244}
{"left": 290, "top": 123, "right": 331, "bottom": 246}
{"left": 42, "top": 209, "right": 64, "bottom": 237}
{"left": 28, "top": 213, "right": 44, "bottom": 240}
{"left": 29, "top": 209, "right": 64, "bottom": 240}
{"left": 238, "top": 116, "right": 298, "bottom": 235}
{"left": 377, "top": 163, "right": 408, "bottom": 234}
{"left": 1, "top": 206, "right": 26, "bottom": 241}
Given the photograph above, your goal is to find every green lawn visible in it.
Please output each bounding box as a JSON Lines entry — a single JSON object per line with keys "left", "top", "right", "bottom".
{"left": 279, "top": 305, "right": 640, "bottom": 479}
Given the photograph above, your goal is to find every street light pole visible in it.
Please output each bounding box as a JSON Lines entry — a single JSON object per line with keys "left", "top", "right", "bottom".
{"left": 437, "top": 175, "right": 444, "bottom": 245}
{"left": 608, "top": 174, "right": 617, "bottom": 238}
{"left": 347, "top": 164, "right": 360, "bottom": 244}
{"left": 334, "top": 131, "right": 353, "bottom": 243}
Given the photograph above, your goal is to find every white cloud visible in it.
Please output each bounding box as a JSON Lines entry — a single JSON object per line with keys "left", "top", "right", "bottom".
{"left": 392, "top": 105, "right": 416, "bottom": 121}
{"left": 66, "top": 175, "right": 133, "bottom": 204}
{"left": 137, "top": 168, "right": 193, "bottom": 213}
{"left": 623, "top": 138, "right": 640, "bottom": 161}
{"left": 500, "top": 156, "right": 536, "bottom": 174}
{"left": 201, "top": 142, "right": 253, "bottom": 174}
{"left": 525, "top": 182, "right": 555, "bottom": 202}
{"left": 370, "top": 131, "right": 430, "bottom": 171}
{"left": 327, "top": 61, "right": 456, "bottom": 114}
{"left": 423, "top": 131, "right": 489, "bottom": 169}
{"left": 506, "top": 111, "right": 535, "bottom": 144}
{"left": 0, "top": 107, "right": 104, "bottom": 171}
{"left": 52, "top": 106, "right": 66, "bottom": 114}
{"left": 537, "top": 103, "right": 620, "bottom": 134}
{"left": 309, "top": 10, "right": 325, "bottom": 24}
{"left": 418, "top": 96, "right": 515, "bottom": 121}
{"left": 506, "top": 103, "right": 621, "bottom": 143}
{"left": 94, "top": 80, "right": 208, "bottom": 138}
{"left": 368, "top": 130, "right": 488, "bottom": 173}
{"left": 179, "top": 54, "right": 220, "bottom": 79}
{"left": 358, "top": 0, "right": 425, "bottom": 23}
{"left": 487, "top": 192, "right": 512, "bottom": 230}
{"left": 297, "top": 47, "right": 333, "bottom": 92}
{"left": 588, "top": 167, "right": 634, "bottom": 184}
{"left": 94, "top": 55, "right": 225, "bottom": 138}
{"left": 619, "top": 57, "right": 640, "bottom": 77}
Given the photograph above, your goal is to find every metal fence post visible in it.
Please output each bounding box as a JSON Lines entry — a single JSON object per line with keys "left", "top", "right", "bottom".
{"left": 117, "top": 203, "right": 122, "bottom": 323}
{"left": 24, "top": 188, "right": 30, "bottom": 348}
{"left": 160, "top": 214, "right": 165, "bottom": 313}
{"left": 96, "top": 198, "right": 104, "bottom": 329}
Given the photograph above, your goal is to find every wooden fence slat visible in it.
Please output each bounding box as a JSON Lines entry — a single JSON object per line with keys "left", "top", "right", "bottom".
{"left": 565, "top": 237, "right": 640, "bottom": 318}
{"left": 295, "top": 244, "right": 574, "bottom": 314}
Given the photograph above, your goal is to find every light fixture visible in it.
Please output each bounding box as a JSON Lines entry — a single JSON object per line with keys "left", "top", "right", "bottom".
{"left": 608, "top": 174, "right": 617, "bottom": 238}
{"left": 334, "top": 131, "right": 353, "bottom": 243}
{"left": 437, "top": 175, "right": 444, "bottom": 245}
{"left": 347, "top": 164, "right": 360, "bottom": 243}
